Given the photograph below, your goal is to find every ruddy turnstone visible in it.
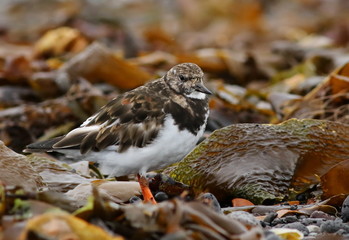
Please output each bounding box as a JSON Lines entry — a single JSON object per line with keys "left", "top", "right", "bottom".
{"left": 24, "top": 63, "right": 212, "bottom": 203}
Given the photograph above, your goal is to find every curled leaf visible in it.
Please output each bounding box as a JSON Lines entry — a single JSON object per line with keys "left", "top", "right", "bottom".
{"left": 19, "top": 212, "right": 123, "bottom": 240}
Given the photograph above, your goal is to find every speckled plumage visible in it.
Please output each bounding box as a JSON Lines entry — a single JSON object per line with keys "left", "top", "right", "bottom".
{"left": 25, "top": 63, "right": 211, "bottom": 176}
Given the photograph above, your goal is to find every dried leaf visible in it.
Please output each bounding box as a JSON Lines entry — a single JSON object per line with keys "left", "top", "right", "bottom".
{"left": 27, "top": 153, "right": 91, "bottom": 192}
{"left": 0, "top": 55, "right": 32, "bottom": 85}
{"left": 0, "top": 141, "right": 44, "bottom": 190}
{"left": 283, "top": 62, "right": 349, "bottom": 124}
{"left": 321, "top": 160, "right": 349, "bottom": 200}
{"left": 19, "top": 212, "right": 123, "bottom": 240}
{"left": 232, "top": 198, "right": 255, "bottom": 207}
{"left": 34, "top": 27, "right": 89, "bottom": 58}
{"left": 28, "top": 72, "right": 63, "bottom": 99}
{"left": 59, "top": 43, "right": 152, "bottom": 89}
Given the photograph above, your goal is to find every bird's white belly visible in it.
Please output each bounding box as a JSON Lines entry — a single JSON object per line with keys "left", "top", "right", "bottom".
{"left": 63, "top": 115, "right": 207, "bottom": 176}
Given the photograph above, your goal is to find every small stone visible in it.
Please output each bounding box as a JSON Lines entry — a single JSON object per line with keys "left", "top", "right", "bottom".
{"left": 264, "top": 231, "right": 283, "bottom": 240}
{"left": 301, "top": 217, "right": 326, "bottom": 226}
{"left": 129, "top": 196, "right": 142, "bottom": 204}
{"left": 284, "top": 215, "right": 298, "bottom": 223}
{"left": 227, "top": 211, "right": 260, "bottom": 228}
{"left": 320, "top": 219, "right": 349, "bottom": 234}
{"left": 197, "top": 193, "right": 221, "bottom": 213}
{"left": 154, "top": 191, "right": 169, "bottom": 202}
{"left": 310, "top": 210, "right": 335, "bottom": 220}
{"left": 283, "top": 222, "right": 309, "bottom": 236}
{"left": 272, "top": 218, "right": 284, "bottom": 226}
{"left": 335, "top": 229, "right": 347, "bottom": 235}
{"left": 264, "top": 212, "right": 278, "bottom": 225}
{"left": 306, "top": 225, "right": 320, "bottom": 234}
{"left": 290, "top": 205, "right": 298, "bottom": 210}
{"left": 342, "top": 195, "right": 349, "bottom": 223}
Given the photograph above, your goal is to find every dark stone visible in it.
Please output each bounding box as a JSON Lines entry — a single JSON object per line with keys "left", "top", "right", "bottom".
{"left": 264, "top": 231, "right": 283, "bottom": 240}
{"left": 264, "top": 212, "right": 278, "bottom": 225}
{"left": 284, "top": 215, "right": 298, "bottom": 223}
{"left": 129, "top": 196, "right": 142, "bottom": 204}
{"left": 154, "top": 192, "right": 169, "bottom": 202}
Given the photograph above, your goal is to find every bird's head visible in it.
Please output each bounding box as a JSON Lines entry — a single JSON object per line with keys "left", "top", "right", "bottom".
{"left": 164, "top": 63, "right": 212, "bottom": 99}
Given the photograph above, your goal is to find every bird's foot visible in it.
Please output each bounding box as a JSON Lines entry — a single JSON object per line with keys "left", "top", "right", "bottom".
{"left": 137, "top": 174, "right": 157, "bottom": 204}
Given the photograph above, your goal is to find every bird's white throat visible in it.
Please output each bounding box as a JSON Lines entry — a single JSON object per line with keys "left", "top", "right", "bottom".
{"left": 185, "top": 91, "right": 207, "bottom": 100}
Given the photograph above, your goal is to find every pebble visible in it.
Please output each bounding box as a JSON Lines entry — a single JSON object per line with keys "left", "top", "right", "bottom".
{"left": 264, "top": 212, "right": 278, "bottom": 225}
{"left": 129, "top": 196, "right": 142, "bottom": 204}
{"left": 264, "top": 231, "right": 283, "bottom": 240}
{"left": 197, "top": 193, "right": 221, "bottom": 213}
{"left": 283, "top": 222, "right": 309, "bottom": 236}
{"left": 342, "top": 195, "right": 349, "bottom": 223}
{"left": 310, "top": 210, "right": 335, "bottom": 220}
{"left": 320, "top": 219, "right": 349, "bottom": 234}
{"left": 301, "top": 217, "right": 326, "bottom": 226}
{"left": 306, "top": 225, "right": 320, "bottom": 234}
{"left": 284, "top": 215, "right": 298, "bottom": 223}
{"left": 227, "top": 211, "right": 260, "bottom": 228}
{"left": 154, "top": 191, "right": 169, "bottom": 202}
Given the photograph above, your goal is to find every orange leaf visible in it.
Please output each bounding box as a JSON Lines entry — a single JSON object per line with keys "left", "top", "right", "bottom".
{"left": 321, "top": 159, "right": 349, "bottom": 200}
{"left": 232, "top": 198, "right": 254, "bottom": 207}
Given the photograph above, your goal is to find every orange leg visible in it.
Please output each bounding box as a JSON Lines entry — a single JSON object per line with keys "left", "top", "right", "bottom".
{"left": 137, "top": 174, "right": 157, "bottom": 204}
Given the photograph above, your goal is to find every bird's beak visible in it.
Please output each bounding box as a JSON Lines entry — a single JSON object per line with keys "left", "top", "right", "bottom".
{"left": 194, "top": 82, "right": 212, "bottom": 95}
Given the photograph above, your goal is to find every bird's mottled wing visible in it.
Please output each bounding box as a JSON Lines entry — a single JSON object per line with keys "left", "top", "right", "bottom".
{"left": 53, "top": 81, "right": 168, "bottom": 154}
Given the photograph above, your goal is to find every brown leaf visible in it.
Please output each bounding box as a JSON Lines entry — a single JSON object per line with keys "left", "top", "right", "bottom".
{"left": 232, "top": 198, "right": 255, "bottom": 207}
{"left": 28, "top": 72, "right": 63, "bottom": 99}
{"left": 0, "top": 55, "right": 32, "bottom": 85}
{"left": 34, "top": 27, "right": 89, "bottom": 58}
{"left": 330, "top": 62, "right": 349, "bottom": 95}
{"left": 283, "top": 62, "right": 349, "bottom": 124}
{"left": 59, "top": 43, "right": 152, "bottom": 89}
{"left": 321, "top": 160, "right": 349, "bottom": 200}
{"left": 0, "top": 141, "right": 44, "bottom": 190}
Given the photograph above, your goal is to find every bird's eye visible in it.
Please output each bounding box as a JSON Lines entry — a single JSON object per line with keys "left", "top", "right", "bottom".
{"left": 179, "top": 75, "right": 186, "bottom": 81}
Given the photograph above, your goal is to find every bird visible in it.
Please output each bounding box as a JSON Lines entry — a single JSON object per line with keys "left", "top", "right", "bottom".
{"left": 24, "top": 63, "right": 212, "bottom": 204}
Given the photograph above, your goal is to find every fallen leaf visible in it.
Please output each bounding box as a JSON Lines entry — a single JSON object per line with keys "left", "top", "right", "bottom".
{"left": 232, "top": 198, "right": 255, "bottom": 207}
{"left": 283, "top": 62, "right": 349, "bottom": 124}
{"left": 0, "top": 141, "right": 44, "bottom": 191}
{"left": 28, "top": 72, "right": 63, "bottom": 99}
{"left": 0, "top": 55, "right": 32, "bottom": 85}
{"left": 321, "top": 160, "right": 349, "bottom": 200}
{"left": 19, "top": 212, "right": 123, "bottom": 240}
{"left": 58, "top": 43, "right": 152, "bottom": 89}
{"left": 27, "top": 153, "right": 91, "bottom": 192}
{"left": 34, "top": 27, "right": 89, "bottom": 58}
